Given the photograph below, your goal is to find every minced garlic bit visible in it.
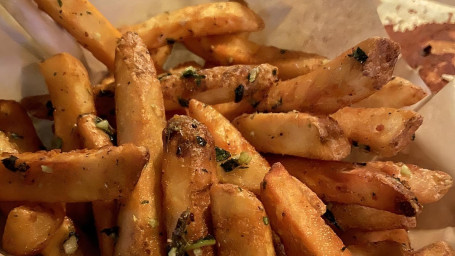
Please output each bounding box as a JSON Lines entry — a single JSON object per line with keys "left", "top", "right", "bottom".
{"left": 63, "top": 234, "right": 78, "bottom": 254}
{"left": 400, "top": 164, "right": 412, "bottom": 177}
{"left": 41, "top": 165, "right": 53, "bottom": 173}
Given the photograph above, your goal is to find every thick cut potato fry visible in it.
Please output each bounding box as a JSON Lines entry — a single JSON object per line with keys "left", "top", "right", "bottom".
{"left": 329, "top": 203, "right": 416, "bottom": 231}
{"left": 410, "top": 241, "right": 455, "bottom": 256}
{"left": 210, "top": 183, "right": 275, "bottom": 256}
{"left": 0, "top": 144, "right": 147, "bottom": 202}
{"left": 149, "top": 45, "right": 172, "bottom": 74}
{"left": 260, "top": 163, "right": 350, "bottom": 256}
{"left": 184, "top": 34, "right": 328, "bottom": 80}
{"left": 2, "top": 204, "right": 65, "bottom": 255}
{"left": 20, "top": 94, "right": 54, "bottom": 120}
{"left": 366, "top": 161, "right": 453, "bottom": 204}
{"left": 114, "top": 32, "right": 167, "bottom": 256}
{"left": 353, "top": 77, "right": 427, "bottom": 108}
{"left": 162, "top": 115, "right": 216, "bottom": 255}
{"left": 347, "top": 241, "right": 409, "bottom": 256}
{"left": 41, "top": 217, "right": 83, "bottom": 256}
{"left": 340, "top": 229, "right": 411, "bottom": 249}
{"left": 0, "top": 100, "right": 42, "bottom": 152}
{"left": 291, "top": 176, "right": 326, "bottom": 216}
{"left": 40, "top": 53, "right": 95, "bottom": 152}
{"left": 188, "top": 100, "right": 269, "bottom": 194}
{"left": 122, "top": 2, "right": 264, "bottom": 49}
{"left": 161, "top": 64, "right": 277, "bottom": 111}
{"left": 0, "top": 131, "right": 19, "bottom": 154}
{"left": 33, "top": 0, "right": 122, "bottom": 70}
{"left": 258, "top": 37, "right": 400, "bottom": 114}
{"left": 267, "top": 156, "right": 422, "bottom": 216}
{"left": 77, "top": 114, "right": 113, "bottom": 149}
{"left": 330, "top": 107, "right": 423, "bottom": 157}
{"left": 212, "top": 101, "right": 255, "bottom": 121}
{"left": 233, "top": 112, "right": 350, "bottom": 160}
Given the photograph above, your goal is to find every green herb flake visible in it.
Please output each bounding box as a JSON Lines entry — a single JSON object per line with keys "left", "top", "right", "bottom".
{"left": 348, "top": 47, "right": 368, "bottom": 64}
{"left": 2, "top": 155, "right": 30, "bottom": 173}
{"left": 181, "top": 67, "right": 205, "bottom": 85}
{"left": 247, "top": 67, "right": 259, "bottom": 83}
{"left": 196, "top": 136, "right": 207, "bottom": 147}
{"left": 263, "top": 216, "right": 269, "bottom": 225}
{"left": 95, "top": 118, "right": 116, "bottom": 143}
{"left": 237, "top": 152, "right": 252, "bottom": 165}
{"left": 141, "top": 200, "right": 150, "bottom": 205}
{"left": 400, "top": 164, "right": 412, "bottom": 177}
{"left": 184, "top": 235, "right": 216, "bottom": 251}
{"left": 215, "top": 147, "right": 231, "bottom": 162}
{"left": 220, "top": 158, "right": 240, "bottom": 172}
{"left": 57, "top": 0, "right": 63, "bottom": 7}
{"left": 234, "top": 84, "right": 244, "bottom": 103}
{"left": 86, "top": 11, "right": 92, "bottom": 15}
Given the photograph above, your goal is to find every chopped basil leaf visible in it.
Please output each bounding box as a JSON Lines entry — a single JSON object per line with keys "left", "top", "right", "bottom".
{"left": 181, "top": 67, "right": 206, "bottom": 85}
{"left": 220, "top": 158, "right": 240, "bottom": 172}
{"left": 2, "top": 155, "right": 29, "bottom": 172}
{"left": 348, "top": 47, "right": 368, "bottom": 64}
{"left": 234, "top": 84, "right": 244, "bottom": 103}
{"left": 215, "top": 147, "right": 231, "bottom": 162}
{"left": 158, "top": 72, "right": 171, "bottom": 81}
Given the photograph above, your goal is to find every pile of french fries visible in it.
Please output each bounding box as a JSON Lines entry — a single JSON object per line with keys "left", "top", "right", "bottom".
{"left": 0, "top": 1, "right": 453, "bottom": 255}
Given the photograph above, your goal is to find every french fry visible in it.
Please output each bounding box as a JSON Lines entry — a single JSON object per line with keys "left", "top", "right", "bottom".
{"left": 210, "top": 183, "right": 275, "bottom": 256}
{"left": 328, "top": 203, "right": 416, "bottom": 231}
{"left": 2, "top": 204, "right": 65, "bottom": 255}
{"left": 233, "top": 112, "right": 350, "bottom": 160}
{"left": 41, "top": 217, "right": 83, "bottom": 256}
{"left": 352, "top": 77, "right": 427, "bottom": 108}
{"left": 114, "top": 32, "right": 167, "bottom": 256}
{"left": 266, "top": 156, "right": 422, "bottom": 216}
{"left": 183, "top": 34, "right": 328, "bottom": 80}
{"left": 258, "top": 37, "right": 400, "bottom": 114}
{"left": 365, "top": 161, "right": 453, "bottom": 204}
{"left": 122, "top": 2, "right": 264, "bottom": 49}
{"left": 0, "top": 144, "right": 147, "bottom": 202}
{"left": 330, "top": 107, "right": 423, "bottom": 157}
{"left": 162, "top": 115, "right": 217, "bottom": 255}
{"left": 410, "top": 241, "right": 455, "bottom": 256}
{"left": 161, "top": 64, "right": 277, "bottom": 111}
{"left": 291, "top": 176, "right": 326, "bottom": 216}
{"left": 169, "top": 61, "right": 203, "bottom": 74}
{"left": 212, "top": 101, "right": 255, "bottom": 121}
{"left": 39, "top": 53, "right": 96, "bottom": 151}
{"left": 260, "top": 163, "right": 350, "bottom": 256}
{"left": 150, "top": 45, "right": 173, "bottom": 74}
{"left": 33, "top": 0, "right": 122, "bottom": 70}
{"left": 0, "top": 100, "right": 42, "bottom": 152}
{"left": 0, "top": 131, "right": 19, "bottom": 154}
{"left": 188, "top": 100, "right": 269, "bottom": 194}
{"left": 20, "top": 94, "right": 54, "bottom": 120}
{"left": 340, "top": 229, "right": 411, "bottom": 249}
{"left": 347, "top": 241, "right": 410, "bottom": 256}
{"left": 77, "top": 114, "right": 113, "bottom": 149}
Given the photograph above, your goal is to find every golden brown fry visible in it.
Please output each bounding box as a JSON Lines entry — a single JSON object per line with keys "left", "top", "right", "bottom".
{"left": 233, "top": 112, "right": 350, "bottom": 160}
{"left": 410, "top": 241, "right": 455, "bottom": 256}
{"left": 258, "top": 37, "right": 400, "bottom": 114}
{"left": 188, "top": 100, "right": 269, "bottom": 194}
{"left": 0, "top": 144, "right": 147, "bottom": 202}
{"left": 20, "top": 94, "right": 54, "bottom": 120}
{"left": 39, "top": 53, "right": 95, "bottom": 151}
{"left": 353, "top": 77, "right": 427, "bottom": 108}
{"left": 114, "top": 32, "right": 166, "bottom": 256}
{"left": 211, "top": 101, "right": 255, "bottom": 121}
{"left": 41, "top": 217, "right": 83, "bottom": 256}
{"left": 366, "top": 161, "right": 453, "bottom": 204}
{"left": 340, "top": 229, "right": 411, "bottom": 252}
{"left": 210, "top": 183, "right": 275, "bottom": 256}
{"left": 347, "top": 241, "right": 409, "bottom": 256}
{"left": 329, "top": 203, "right": 416, "bottom": 231}
{"left": 260, "top": 163, "right": 350, "bottom": 256}
{"left": 330, "top": 107, "right": 423, "bottom": 157}
{"left": 2, "top": 204, "right": 65, "bottom": 256}
{"left": 162, "top": 115, "right": 217, "bottom": 255}
{"left": 161, "top": 64, "right": 277, "bottom": 111}
{"left": 169, "top": 61, "right": 203, "bottom": 74}
{"left": 267, "top": 156, "right": 422, "bottom": 216}
{"left": 0, "top": 100, "right": 42, "bottom": 152}
{"left": 122, "top": 2, "right": 264, "bottom": 49}
{"left": 77, "top": 114, "right": 113, "bottom": 149}
{"left": 33, "top": 0, "right": 122, "bottom": 70}
{"left": 291, "top": 176, "right": 326, "bottom": 216}
{"left": 184, "top": 34, "right": 328, "bottom": 80}
{"left": 0, "top": 131, "right": 19, "bottom": 154}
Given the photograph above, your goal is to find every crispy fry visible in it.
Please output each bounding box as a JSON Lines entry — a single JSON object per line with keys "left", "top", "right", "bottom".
{"left": 211, "top": 101, "right": 255, "bottom": 121}
{"left": 329, "top": 203, "right": 416, "bottom": 231}
{"left": 183, "top": 34, "right": 328, "bottom": 80}
{"left": 330, "top": 107, "right": 423, "bottom": 157}
{"left": 162, "top": 115, "right": 217, "bottom": 255}
{"left": 2, "top": 204, "right": 65, "bottom": 255}
{"left": 267, "top": 156, "right": 422, "bottom": 216}
{"left": 291, "top": 176, "right": 326, "bottom": 216}
{"left": 410, "top": 241, "right": 455, "bottom": 256}
{"left": 33, "top": 0, "right": 122, "bottom": 70}
{"left": 233, "top": 112, "right": 350, "bottom": 160}
{"left": 365, "top": 161, "right": 453, "bottom": 204}
{"left": 122, "top": 2, "right": 264, "bottom": 49}
{"left": 20, "top": 94, "right": 54, "bottom": 120}
{"left": 0, "top": 144, "right": 147, "bottom": 202}
{"left": 0, "top": 100, "right": 42, "bottom": 152}
{"left": 169, "top": 61, "right": 203, "bottom": 74}
{"left": 39, "top": 53, "right": 95, "bottom": 151}
{"left": 210, "top": 183, "right": 275, "bottom": 256}
{"left": 114, "top": 32, "right": 167, "bottom": 256}
{"left": 77, "top": 114, "right": 113, "bottom": 149}
{"left": 340, "top": 229, "right": 411, "bottom": 249}
{"left": 41, "top": 217, "right": 83, "bottom": 256}
{"left": 188, "top": 100, "right": 269, "bottom": 194}
{"left": 258, "top": 37, "right": 400, "bottom": 114}
{"left": 260, "top": 163, "right": 350, "bottom": 256}
{"left": 161, "top": 64, "right": 277, "bottom": 111}
{"left": 347, "top": 241, "right": 409, "bottom": 256}
{"left": 353, "top": 77, "right": 427, "bottom": 108}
